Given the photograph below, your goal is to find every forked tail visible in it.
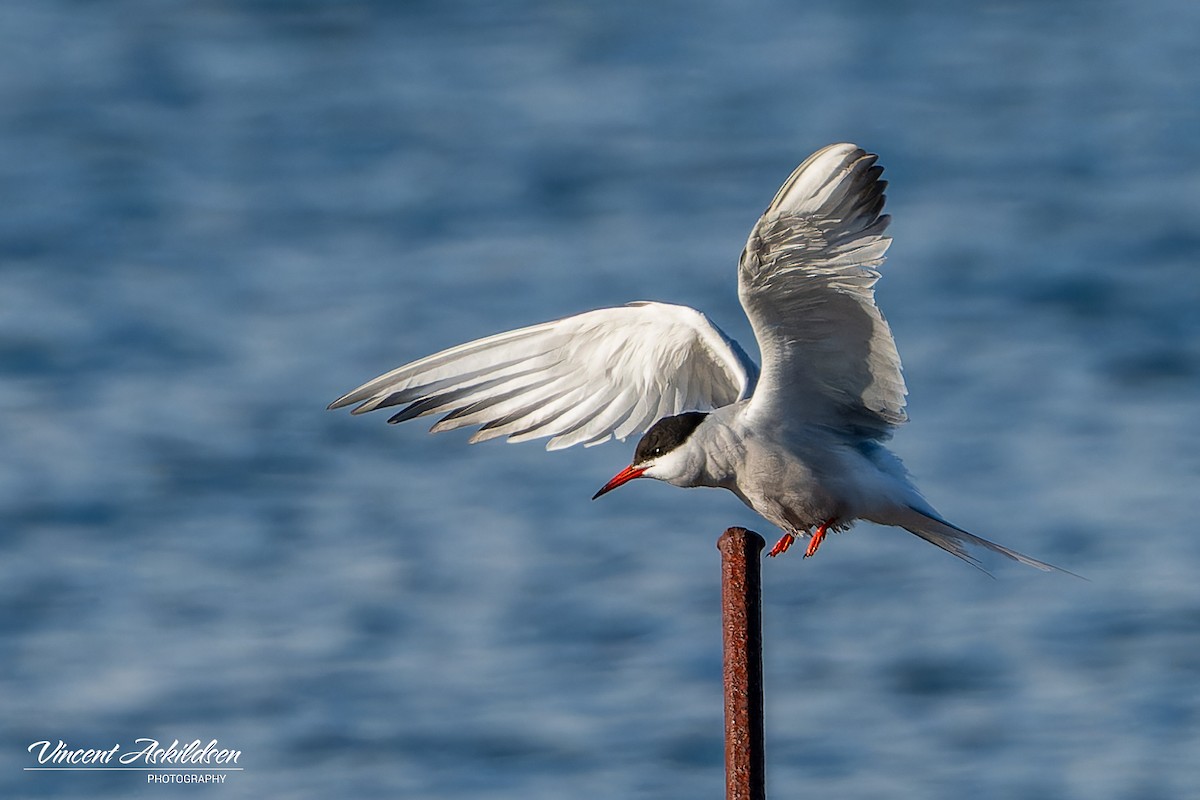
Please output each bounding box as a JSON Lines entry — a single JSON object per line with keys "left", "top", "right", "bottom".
{"left": 893, "top": 506, "right": 1077, "bottom": 577}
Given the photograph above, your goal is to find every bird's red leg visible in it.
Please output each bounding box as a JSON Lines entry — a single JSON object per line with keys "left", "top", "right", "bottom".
{"left": 803, "top": 519, "right": 835, "bottom": 558}
{"left": 767, "top": 533, "right": 795, "bottom": 558}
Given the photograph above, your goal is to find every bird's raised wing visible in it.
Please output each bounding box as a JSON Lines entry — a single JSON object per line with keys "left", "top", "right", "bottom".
{"left": 737, "top": 143, "right": 906, "bottom": 438}
{"left": 329, "top": 302, "right": 757, "bottom": 450}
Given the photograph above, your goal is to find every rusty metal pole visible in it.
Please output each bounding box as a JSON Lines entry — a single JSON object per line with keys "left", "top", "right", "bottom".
{"left": 718, "top": 527, "right": 766, "bottom": 800}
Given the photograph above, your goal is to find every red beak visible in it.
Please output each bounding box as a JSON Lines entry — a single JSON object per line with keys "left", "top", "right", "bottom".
{"left": 592, "top": 464, "right": 647, "bottom": 500}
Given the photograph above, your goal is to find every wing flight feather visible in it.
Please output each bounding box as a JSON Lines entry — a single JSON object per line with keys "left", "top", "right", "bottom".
{"left": 329, "top": 302, "right": 758, "bottom": 450}
{"left": 738, "top": 143, "right": 906, "bottom": 437}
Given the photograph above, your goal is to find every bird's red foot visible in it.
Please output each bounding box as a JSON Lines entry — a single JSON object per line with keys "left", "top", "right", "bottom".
{"left": 767, "top": 533, "right": 795, "bottom": 558}
{"left": 803, "top": 519, "right": 835, "bottom": 558}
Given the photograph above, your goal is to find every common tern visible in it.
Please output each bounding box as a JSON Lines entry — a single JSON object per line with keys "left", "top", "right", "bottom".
{"left": 330, "top": 143, "right": 1062, "bottom": 573}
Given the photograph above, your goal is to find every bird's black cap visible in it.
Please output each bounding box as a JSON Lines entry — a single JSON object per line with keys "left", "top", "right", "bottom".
{"left": 633, "top": 412, "right": 708, "bottom": 465}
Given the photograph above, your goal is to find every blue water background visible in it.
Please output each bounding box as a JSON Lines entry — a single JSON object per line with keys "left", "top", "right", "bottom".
{"left": 3, "top": 2, "right": 1199, "bottom": 798}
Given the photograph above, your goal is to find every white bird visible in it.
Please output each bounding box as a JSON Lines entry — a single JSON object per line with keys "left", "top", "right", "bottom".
{"left": 330, "top": 143, "right": 1064, "bottom": 573}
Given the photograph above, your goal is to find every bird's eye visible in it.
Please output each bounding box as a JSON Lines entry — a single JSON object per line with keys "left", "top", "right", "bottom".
{"left": 653, "top": 447, "right": 662, "bottom": 456}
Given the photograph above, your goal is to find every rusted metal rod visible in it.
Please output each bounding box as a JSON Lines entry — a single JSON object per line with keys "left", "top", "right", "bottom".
{"left": 718, "top": 527, "right": 767, "bottom": 800}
